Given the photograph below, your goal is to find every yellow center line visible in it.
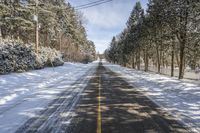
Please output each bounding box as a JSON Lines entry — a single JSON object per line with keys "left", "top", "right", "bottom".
{"left": 97, "top": 75, "right": 102, "bottom": 133}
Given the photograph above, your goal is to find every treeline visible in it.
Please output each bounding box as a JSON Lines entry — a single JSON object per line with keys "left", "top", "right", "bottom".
{"left": 105, "top": 0, "right": 200, "bottom": 79}
{"left": 0, "top": 0, "right": 96, "bottom": 62}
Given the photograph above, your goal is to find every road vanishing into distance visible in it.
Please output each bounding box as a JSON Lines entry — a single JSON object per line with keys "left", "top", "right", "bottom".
{"left": 16, "top": 62, "right": 190, "bottom": 133}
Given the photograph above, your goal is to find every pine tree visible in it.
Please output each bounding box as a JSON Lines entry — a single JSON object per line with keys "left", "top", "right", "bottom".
{"left": 0, "top": 0, "right": 96, "bottom": 62}
{"left": 105, "top": 0, "right": 200, "bottom": 80}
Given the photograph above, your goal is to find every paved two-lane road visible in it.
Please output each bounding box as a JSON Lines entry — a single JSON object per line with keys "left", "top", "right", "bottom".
{"left": 16, "top": 62, "right": 190, "bottom": 133}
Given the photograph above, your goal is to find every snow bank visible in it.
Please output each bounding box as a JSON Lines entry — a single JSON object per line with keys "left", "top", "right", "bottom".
{"left": 103, "top": 61, "right": 200, "bottom": 133}
{"left": 140, "top": 65, "right": 200, "bottom": 80}
{"left": 0, "top": 41, "right": 64, "bottom": 74}
{"left": 0, "top": 61, "right": 98, "bottom": 133}
{"left": 36, "top": 47, "right": 64, "bottom": 68}
{"left": 0, "top": 41, "right": 36, "bottom": 73}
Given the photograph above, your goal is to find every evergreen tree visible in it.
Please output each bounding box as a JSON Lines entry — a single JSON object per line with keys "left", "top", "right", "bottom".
{"left": 0, "top": 0, "right": 96, "bottom": 62}
{"left": 105, "top": 0, "right": 200, "bottom": 79}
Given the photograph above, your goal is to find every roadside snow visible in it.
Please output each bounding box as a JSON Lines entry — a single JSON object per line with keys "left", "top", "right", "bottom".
{"left": 103, "top": 61, "right": 200, "bottom": 133}
{"left": 140, "top": 65, "right": 200, "bottom": 80}
{"left": 0, "top": 61, "right": 98, "bottom": 133}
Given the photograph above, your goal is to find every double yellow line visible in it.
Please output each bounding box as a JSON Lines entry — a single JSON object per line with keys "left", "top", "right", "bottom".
{"left": 97, "top": 75, "right": 102, "bottom": 133}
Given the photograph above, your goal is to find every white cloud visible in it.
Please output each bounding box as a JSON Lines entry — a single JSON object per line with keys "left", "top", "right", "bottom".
{"left": 68, "top": 0, "right": 148, "bottom": 53}
{"left": 93, "top": 39, "right": 110, "bottom": 53}
{"left": 81, "top": 0, "right": 133, "bottom": 29}
{"left": 83, "top": 8, "right": 126, "bottom": 29}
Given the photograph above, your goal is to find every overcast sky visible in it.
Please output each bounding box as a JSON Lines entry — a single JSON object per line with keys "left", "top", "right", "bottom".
{"left": 68, "top": 0, "right": 148, "bottom": 53}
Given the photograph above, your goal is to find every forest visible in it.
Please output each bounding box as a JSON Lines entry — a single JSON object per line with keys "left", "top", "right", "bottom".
{"left": 0, "top": 0, "right": 96, "bottom": 73}
{"left": 105, "top": 0, "right": 200, "bottom": 79}
{"left": 0, "top": 0, "right": 96, "bottom": 62}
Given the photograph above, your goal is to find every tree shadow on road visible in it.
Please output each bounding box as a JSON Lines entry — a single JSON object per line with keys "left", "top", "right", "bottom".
{"left": 67, "top": 64, "right": 191, "bottom": 133}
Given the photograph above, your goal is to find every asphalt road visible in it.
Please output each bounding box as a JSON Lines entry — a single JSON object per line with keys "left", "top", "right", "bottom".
{"left": 16, "top": 62, "right": 190, "bottom": 133}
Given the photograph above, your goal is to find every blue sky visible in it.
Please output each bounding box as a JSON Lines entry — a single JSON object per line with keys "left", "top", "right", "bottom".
{"left": 68, "top": 0, "right": 148, "bottom": 53}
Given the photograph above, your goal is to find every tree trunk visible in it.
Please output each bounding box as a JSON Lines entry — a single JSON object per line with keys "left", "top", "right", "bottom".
{"left": 179, "top": 39, "right": 185, "bottom": 79}
{"left": 0, "top": 27, "right": 2, "bottom": 43}
{"left": 0, "top": 27, "right": 5, "bottom": 39}
{"left": 145, "top": 53, "right": 149, "bottom": 72}
{"left": 156, "top": 44, "right": 161, "bottom": 73}
{"left": 123, "top": 54, "right": 126, "bottom": 67}
{"left": 178, "top": 0, "right": 188, "bottom": 79}
{"left": 171, "top": 40, "right": 175, "bottom": 77}
{"left": 132, "top": 54, "right": 135, "bottom": 69}
{"left": 144, "top": 48, "right": 148, "bottom": 72}
{"left": 137, "top": 48, "right": 141, "bottom": 70}
{"left": 162, "top": 51, "right": 165, "bottom": 68}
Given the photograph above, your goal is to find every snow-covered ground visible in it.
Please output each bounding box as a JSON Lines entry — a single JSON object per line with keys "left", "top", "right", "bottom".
{"left": 140, "top": 65, "right": 200, "bottom": 80}
{"left": 103, "top": 61, "right": 200, "bottom": 133}
{"left": 0, "top": 61, "right": 98, "bottom": 133}
{"left": 1, "top": 60, "right": 199, "bottom": 132}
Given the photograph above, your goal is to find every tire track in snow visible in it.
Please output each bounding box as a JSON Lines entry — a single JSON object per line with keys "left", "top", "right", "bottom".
{"left": 15, "top": 67, "right": 96, "bottom": 133}
{"left": 0, "top": 67, "right": 92, "bottom": 115}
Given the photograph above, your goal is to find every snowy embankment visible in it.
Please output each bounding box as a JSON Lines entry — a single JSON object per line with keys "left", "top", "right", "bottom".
{"left": 0, "top": 61, "right": 98, "bottom": 133}
{"left": 103, "top": 61, "right": 200, "bottom": 133}
{"left": 139, "top": 65, "right": 200, "bottom": 81}
{"left": 0, "top": 41, "right": 64, "bottom": 74}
